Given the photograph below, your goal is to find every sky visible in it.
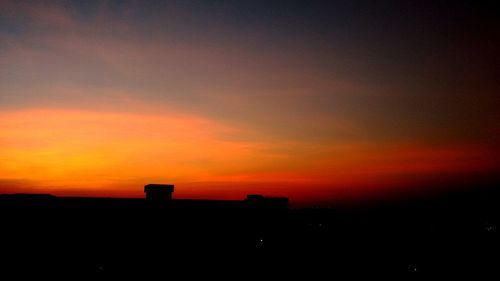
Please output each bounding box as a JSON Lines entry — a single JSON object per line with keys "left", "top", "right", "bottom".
{"left": 1, "top": 0, "right": 499, "bottom": 206}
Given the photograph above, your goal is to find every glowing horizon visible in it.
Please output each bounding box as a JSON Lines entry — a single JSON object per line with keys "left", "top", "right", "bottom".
{"left": 1, "top": 1, "right": 499, "bottom": 206}
{"left": 1, "top": 107, "right": 497, "bottom": 205}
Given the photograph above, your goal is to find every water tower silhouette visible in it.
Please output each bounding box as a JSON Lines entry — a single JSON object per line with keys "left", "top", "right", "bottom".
{"left": 144, "top": 184, "right": 174, "bottom": 203}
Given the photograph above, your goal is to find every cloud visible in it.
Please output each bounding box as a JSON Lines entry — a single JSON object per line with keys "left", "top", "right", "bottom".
{"left": 0, "top": 178, "right": 37, "bottom": 192}
{"left": 1, "top": 0, "right": 499, "bottom": 203}
{"left": 0, "top": 108, "right": 277, "bottom": 187}
{"left": 1, "top": 108, "right": 499, "bottom": 201}
{"left": 1, "top": 0, "right": 76, "bottom": 29}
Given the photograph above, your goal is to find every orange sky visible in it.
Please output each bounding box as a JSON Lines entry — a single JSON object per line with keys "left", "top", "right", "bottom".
{"left": 1, "top": 108, "right": 498, "bottom": 205}
{"left": 1, "top": 1, "right": 499, "bottom": 206}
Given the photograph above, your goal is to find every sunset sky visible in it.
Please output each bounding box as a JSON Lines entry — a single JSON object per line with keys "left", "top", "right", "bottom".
{"left": 1, "top": 0, "right": 499, "bottom": 206}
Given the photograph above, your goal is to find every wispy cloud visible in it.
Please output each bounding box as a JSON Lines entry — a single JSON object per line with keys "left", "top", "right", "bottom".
{"left": 1, "top": 1, "right": 499, "bottom": 202}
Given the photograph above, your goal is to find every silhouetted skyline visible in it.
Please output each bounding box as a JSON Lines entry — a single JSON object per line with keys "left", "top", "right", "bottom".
{"left": 0, "top": 183, "right": 498, "bottom": 277}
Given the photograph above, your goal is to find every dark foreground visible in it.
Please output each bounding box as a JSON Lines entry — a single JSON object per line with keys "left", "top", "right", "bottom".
{"left": 1, "top": 187, "right": 499, "bottom": 278}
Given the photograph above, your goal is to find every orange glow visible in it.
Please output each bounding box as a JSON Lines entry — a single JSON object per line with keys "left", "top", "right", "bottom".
{"left": 0, "top": 109, "right": 265, "bottom": 189}
{"left": 1, "top": 108, "right": 499, "bottom": 204}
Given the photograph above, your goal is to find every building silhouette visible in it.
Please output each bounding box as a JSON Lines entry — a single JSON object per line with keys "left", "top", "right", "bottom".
{"left": 144, "top": 184, "right": 174, "bottom": 202}
{"left": 0, "top": 183, "right": 289, "bottom": 210}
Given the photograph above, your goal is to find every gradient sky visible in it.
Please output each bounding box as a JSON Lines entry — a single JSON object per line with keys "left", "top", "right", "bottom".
{"left": 1, "top": 0, "right": 499, "bottom": 206}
